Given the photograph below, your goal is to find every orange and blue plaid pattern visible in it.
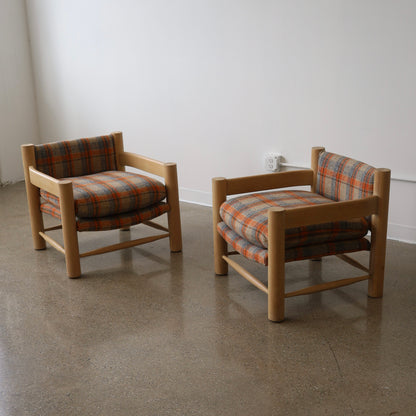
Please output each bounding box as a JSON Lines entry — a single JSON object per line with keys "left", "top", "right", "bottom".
{"left": 34, "top": 135, "right": 117, "bottom": 179}
{"left": 41, "top": 171, "right": 166, "bottom": 218}
{"left": 317, "top": 152, "right": 375, "bottom": 201}
{"left": 217, "top": 222, "right": 370, "bottom": 265}
{"left": 41, "top": 201, "right": 169, "bottom": 232}
{"left": 220, "top": 190, "right": 369, "bottom": 250}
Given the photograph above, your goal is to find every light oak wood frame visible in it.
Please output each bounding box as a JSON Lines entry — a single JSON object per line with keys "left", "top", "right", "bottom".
{"left": 212, "top": 147, "right": 390, "bottom": 322}
{"left": 21, "top": 131, "right": 182, "bottom": 278}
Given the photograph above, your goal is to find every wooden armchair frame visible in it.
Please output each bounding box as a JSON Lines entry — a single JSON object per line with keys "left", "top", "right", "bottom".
{"left": 212, "top": 147, "right": 390, "bottom": 322}
{"left": 21, "top": 131, "right": 182, "bottom": 278}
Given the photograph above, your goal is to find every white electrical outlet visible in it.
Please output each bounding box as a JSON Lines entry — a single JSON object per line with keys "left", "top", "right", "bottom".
{"left": 264, "top": 152, "right": 282, "bottom": 172}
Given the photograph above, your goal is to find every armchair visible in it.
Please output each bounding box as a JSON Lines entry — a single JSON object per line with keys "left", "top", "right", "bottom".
{"left": 212, "top": 147, "right": 390, "bottom": 322}
{"left": 21, "top": 132, "right": 182, "bottom": 278}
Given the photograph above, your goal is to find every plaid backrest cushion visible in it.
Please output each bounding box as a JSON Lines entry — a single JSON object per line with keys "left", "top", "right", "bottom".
{"left": 34, "top": 134, "right": 117, "bottom": 178}
{"left": 317, "top": 151, "right": 375, "bottom": 201}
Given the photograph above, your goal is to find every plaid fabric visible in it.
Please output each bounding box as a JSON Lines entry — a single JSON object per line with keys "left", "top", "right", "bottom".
{"left": 220, "top": 190, "right": 369, "bottom": 249}
{"left": 34, "top": 135, "right": 117, "bottom": 178}
{"left": 217, "top": 222, "right": 370, "bottom": 265}
{"left": 41, "top": 201, "right": 169, "bottom": 232}
{"left": 217, "top": 222, "right": 268, "bottom": 265}
{"left": 317, "top": 152, "right": 375, "bottom": 201}
{"left": 40, "top": 171, "right": 166, "bottom": 218}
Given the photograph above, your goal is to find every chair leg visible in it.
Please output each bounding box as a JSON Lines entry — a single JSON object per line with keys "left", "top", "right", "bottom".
{"left": 268, "top": 208, "right": 286, "bottom": 322}
{"left": 27, "top": 188, "right": 46, "bottom": 250}
{"left": 59, "top": 181, "right": 81, "bottom": 278}
{"left": 165, "top": 163, "right": 182, "bottom": 253}
{"left": 368, "top": 223, "right": 387, "bottom": 298}
{"left": 21, "top": 144, "right": 46, "bottom": 250}
{"left": 368, "top": 168, "right": 390, "bottom": 298}
{"left": 167, "top": 208, "right": 182, "bottom": 253}
{"left": 214, "top": 229, "right": 228, "bottom": 275}
{"left": 212, "top": 177, "right": 228, "bottom": 275}
{"left": 62, "top": 225, "right": 81, "bottom": 278}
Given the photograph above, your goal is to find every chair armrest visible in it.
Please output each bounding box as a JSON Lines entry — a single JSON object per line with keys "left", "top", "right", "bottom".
{"left": 118, "top": 151, "right": 168, "bottom": 177}
{"left": 28, "top": 166, "right": 71, "bottom": 197}
{"left": 277, "top": 196, "right": 379, "bottom": 229}
{"left": 220, "top": 169, "right": 314, "bottom": 196}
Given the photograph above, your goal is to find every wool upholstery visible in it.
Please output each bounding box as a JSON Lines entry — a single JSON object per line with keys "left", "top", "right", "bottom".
{"left": 220, "top": 190, "right": 369, "bottom": 250}
{"left": 40, "top": 171, "right": 166, "bottom": 218}
{"left": 34, "top": 135, "right": 171, "bottom": 233}
{"left": 217, "top": 222, "right": 370, "bottom": 266}
{"left": 317, "top": 151, "right": 375, "bottom": 201}
{"left": 41, "top": 200, "right": 169, "bottom": 232}
{"left": 34, "top": 135, "right": 117, "bottom": 179}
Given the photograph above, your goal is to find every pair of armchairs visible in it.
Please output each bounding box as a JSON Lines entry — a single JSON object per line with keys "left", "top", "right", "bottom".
{"left": 21, "top": 132, "right": 182, "bottom": 278}
{"left": 22, "top": 134, "right": 390, "bottom": 322}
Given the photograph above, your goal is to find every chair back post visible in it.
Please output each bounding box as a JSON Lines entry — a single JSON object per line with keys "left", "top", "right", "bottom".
{"left": 112, "top": 131, "right": 125, "bottom": 172}
{"left": 58, "top": 180, "right": 81, "bottom": 278}
{"left": 21, "top": 144, "right": 46, "bottom": 250}
{"left": 212, "top": 177, "right": 228, "bottom": 275}
{"left": 112, "top": 131, "right": 131, "bottom": 231}
{"left": 268, "top": 207, "right": 286, "bottom": 322}
{"left": 311, "top": 146, "right": 325, "bottom": 193}
{"left": 368, "top": 168, "right": 391, "bottom": 297}
{"left": 164, "top": 163, "right": 182, "bottom": 252}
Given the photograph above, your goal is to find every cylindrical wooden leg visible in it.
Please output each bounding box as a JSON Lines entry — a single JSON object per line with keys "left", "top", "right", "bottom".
{"left": 368, "top": 168, "right": 390, "bottom": 298}
{"left": 27, "top": 186, "right": 46, "bottom": 250}
{"left": 165, "top": 163, "right": 182, "bottom": 253}
{"left": 212, "top": 177, "right": 228, "bottom": 275}
{"left": 59, "top": 181, "right": 81, "bottom": 278}
{"left": 214, "top": 230, "right": 228, "bottom": 275}
{"left": 268, "top": 207, "right": 286, "bottom": 322}
{"left": 21, "top": 144, "right": 46, "bottom": 250}
{"left": 369, "top": 228, "right": 385, "bottom": 298}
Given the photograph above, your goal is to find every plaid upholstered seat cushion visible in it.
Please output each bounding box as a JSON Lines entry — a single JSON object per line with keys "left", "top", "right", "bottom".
{"left": 41, "top": 200, "right": 169, "bottom": 232}
{"left": 217, "top": 222, "right": 370, "bottom": 266}
{"left": 41, "top": 171, "right": 166, "bottom": 218}
{"left": 317, "top": 152, "right": 375, "bottom": 201}
{"left": 219, "top": 190, "right": 369, "bottom": 249}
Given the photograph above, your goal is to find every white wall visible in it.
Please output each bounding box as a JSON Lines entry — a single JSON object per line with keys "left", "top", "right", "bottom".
{"left": 0, "top": 0, "right": 39, "bottom": 184}
{"left": 25, "top": 0, "right": 416, "bottom": 242}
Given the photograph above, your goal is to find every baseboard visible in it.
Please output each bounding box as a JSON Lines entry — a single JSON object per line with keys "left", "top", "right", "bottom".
{"left": 179, "top": 187, "right": 212, "bottom": 207}
{"left": 0, "top": 180, "right": 16, "bottom": 187}
{"left": 387, "top": 223, "right": 416, "bottom": 244}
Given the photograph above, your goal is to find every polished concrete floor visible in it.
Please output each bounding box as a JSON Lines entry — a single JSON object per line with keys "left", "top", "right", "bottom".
{"left": 0, "top": 182, "right": 415, "bottom": 415}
